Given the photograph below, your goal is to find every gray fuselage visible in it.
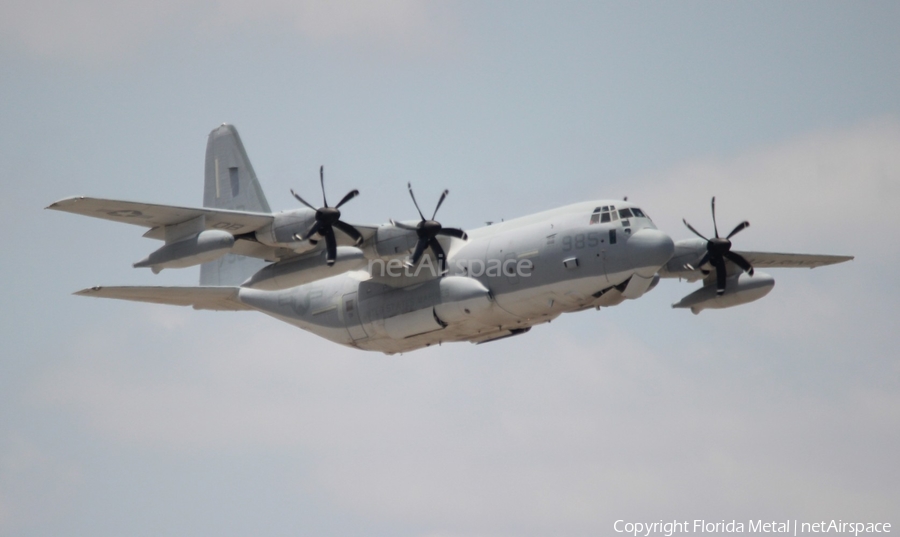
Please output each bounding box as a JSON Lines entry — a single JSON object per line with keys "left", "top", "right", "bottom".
{"left": 237, "top": 199, "right": 674, "bottom": 354}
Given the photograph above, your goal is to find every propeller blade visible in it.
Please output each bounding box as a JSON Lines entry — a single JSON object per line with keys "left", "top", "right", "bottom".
{"left": 333, "top": 219, "right": 363, "bottom": 246}
{"left": 696, "top": 252, "right": 710, "bottom": 270}
{"left": 301, "top": 220, "right": 323, "bottom": 241}
{"left": 436, "top": 227, "right": 467, "bottom": 240}
{"left": 408, "top": 237, "right": 429, "bottom": 266}
{"left": 711, "top": 196, "right": 719, "bottom": 238}
{"left": 432, "top": 189, "right": 449, "bottom": 220}
{"left": 335, "top": 189, "right": 360, "bottom": 209}
{"left": 682, "top": 219, "right": 709, "bottom": 241}
{"left": 429, "top": 237, "right": 447, "bottom": 273}
{"left": 714, "top": 257, "right": 727, "bottom": 295}
{"left": 391, "top": 220, "right": 419, "bottom": 231}
{"left": 723, "top": 250, "right": 754, "bottom": 275}
{"left": 407, "top": 183, "right": 426, "bottom": 221}
{"left": 324, "top": 226, "right": 337, "bottom": 266}
{"left": 291, "top": 189, "right": 317, "bottom": 211}
{"left": 320, "top": 166, "right": 328, "bottom": 207}
{"left": 726, "top": 221, "right": 750, "bottom": 239}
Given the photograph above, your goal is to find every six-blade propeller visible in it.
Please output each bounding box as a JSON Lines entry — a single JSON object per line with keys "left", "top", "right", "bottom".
{"left": 290, "top": 166, "right": 363, "bottom": 266}
{"left": 682, "top": 196, "right": 754, "bottom": 295}
{"left": 392, "top": 183, "right": 467, "bottom": 272}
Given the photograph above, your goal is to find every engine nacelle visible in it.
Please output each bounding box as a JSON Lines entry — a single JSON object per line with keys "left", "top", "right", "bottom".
{"left": 373, "top": 223, "right": 418, "bottom": 258}
{"left": 673, "top": 271, "right": 775, "bottom": 314}
{"left": 134, "top": 230, "right": 234, "bottom": 273}
{"left": 241, "top": 247, "right": 367, "bottom": 290}
{"left": 254, "top": 208, "right": 317, "bottom": 250}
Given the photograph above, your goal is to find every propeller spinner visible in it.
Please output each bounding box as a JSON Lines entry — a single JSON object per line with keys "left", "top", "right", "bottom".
{"left": 290, "top": 165, "right": 363, "bottom": 266}
{"left": 392, "top": 183, "right": 467, "bottom": 272}
{"left": 682, "top": 196, "right": 754, "bottom": 295}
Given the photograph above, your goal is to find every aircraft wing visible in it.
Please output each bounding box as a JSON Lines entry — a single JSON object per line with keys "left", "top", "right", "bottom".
{"left": 46, "top": 196, "right": 273, "bottom": 235}
{"left": 733, "top": 251, "right": 854, "bottom": 268}
{"left": 47, "top": 196, "right": 380, "bottom": 263}
{"left": 74, "top": 286, "right": 251, "bottom": 311}
{"left": 661, "top": 243, "right": 853, "bottom": 281}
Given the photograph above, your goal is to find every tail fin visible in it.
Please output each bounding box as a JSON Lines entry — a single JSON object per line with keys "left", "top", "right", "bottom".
{"left": 200, "top": 124, "right": 271, "bottom": 286}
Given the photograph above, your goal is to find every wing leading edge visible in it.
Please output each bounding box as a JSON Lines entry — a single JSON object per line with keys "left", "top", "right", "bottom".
{"left": 734, "top": 251, "right": 854, "bottom": 268}
{"left": 46, "top": 196, "right": 274, "bottom": 237}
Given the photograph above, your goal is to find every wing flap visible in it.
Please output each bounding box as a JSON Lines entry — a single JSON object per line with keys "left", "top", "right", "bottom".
{"left": 47, "top": 196, "right": 272, "bottom": 234}
{"left": 734, "top": 251, "right": 854, "bottom": 268}
{"left": 74, "top": 286, "right": 251, "bottom": 311}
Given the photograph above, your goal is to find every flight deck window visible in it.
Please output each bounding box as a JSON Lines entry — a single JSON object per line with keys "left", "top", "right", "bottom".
{"left": 600, "top": 212, "right": 610, "bottom": 223}
{"left": 618, "top": 208, "right": 633, "bottom": 218}
{"left": 632, "top": 208, "right": 645, "bottom": 217}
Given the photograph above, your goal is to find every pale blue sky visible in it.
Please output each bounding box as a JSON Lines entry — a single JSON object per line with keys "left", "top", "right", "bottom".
{"left": 2, "top": 2, "right": 899, "bottom": 536}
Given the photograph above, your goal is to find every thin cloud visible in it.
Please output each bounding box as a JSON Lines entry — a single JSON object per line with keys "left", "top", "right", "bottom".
{"left": 0, "top": 0, "right": 446, "bottom": 64}
{"left": 629, "top": 117, "right": 900, "bottom": 255}
{"left": 21, "top": 121, "right": 900, "bottom": 534}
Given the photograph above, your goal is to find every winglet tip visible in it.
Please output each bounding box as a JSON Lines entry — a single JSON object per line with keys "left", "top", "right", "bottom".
{"left": 73, "top": 286, "right": 102, "bottom": 296}
{"left": 46, "top": 195, "right": 86, "bottom": 210}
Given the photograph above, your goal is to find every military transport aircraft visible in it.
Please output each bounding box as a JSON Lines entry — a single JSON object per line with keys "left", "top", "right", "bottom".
{"left": 47, "top": 124, "right": 852, "bottom": 354}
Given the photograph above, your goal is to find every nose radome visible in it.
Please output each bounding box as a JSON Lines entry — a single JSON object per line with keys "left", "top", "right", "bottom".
{"left": 627, "top": 228, "right": 675, "bottom": 276}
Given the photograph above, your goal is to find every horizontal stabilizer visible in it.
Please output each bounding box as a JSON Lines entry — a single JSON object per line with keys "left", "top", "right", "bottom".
{"left": 74, "top": 286, "right": 251, "bottom": 311}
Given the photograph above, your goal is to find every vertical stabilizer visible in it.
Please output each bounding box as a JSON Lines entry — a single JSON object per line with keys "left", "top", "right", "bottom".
{"left": 200, "top": 124, "right": 271, "bottom": 286}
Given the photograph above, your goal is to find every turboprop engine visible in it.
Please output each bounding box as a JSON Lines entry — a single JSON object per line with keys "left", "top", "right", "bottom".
{"left": 134, "top": 229, "right": 234, "bottom": 273}
{"left": 672, "top": 271, "right": 775, "bottom": 314}
{"left": 253, "top": 208, "right": 317, "bottom": 250}
{"left": 241, "top": 246, "right": 368, "bottom": 290}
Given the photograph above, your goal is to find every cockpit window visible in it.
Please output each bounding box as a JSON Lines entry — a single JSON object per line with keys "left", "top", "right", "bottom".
{"left": 600, "top": 212, "right": 610, "bottom": 223}
{"left": 632, "top": 208, "right": 645, "bottom": 217}
{"left": 618, "top": 208, "right": 633, "bottom": 218}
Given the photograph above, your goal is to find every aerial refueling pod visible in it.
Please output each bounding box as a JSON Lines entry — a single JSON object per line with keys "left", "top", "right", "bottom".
{"left": 672, "top": 271, "right": 774, "bottom": 314}
{"left": 134, "top": 230, "right": 234, "bottom": 273}
{"left": 241, "top": 246, "right": 367, "bottom": 290}
{"left": 380, "top": 276, "right": 493, "bottom": 339}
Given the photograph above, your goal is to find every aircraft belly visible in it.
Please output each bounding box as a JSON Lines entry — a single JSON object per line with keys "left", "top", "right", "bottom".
{"left": 354, "top": 276, "right": 517, "bottom": 352}
{"left": 238, "top": 282, "right": 359, "bottom": 348}
{"left": 352, "top": 318, "right": 528, "bottom": 354}
{"left": 257, "top": 309, "right": 356, "bottom": 348}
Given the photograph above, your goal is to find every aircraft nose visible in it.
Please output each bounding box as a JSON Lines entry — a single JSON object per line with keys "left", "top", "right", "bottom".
{"left": 627, "top": 228, "right": 675, "bottom": 276}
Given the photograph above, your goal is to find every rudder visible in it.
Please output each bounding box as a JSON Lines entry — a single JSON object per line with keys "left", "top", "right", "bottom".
{"left": 200, "top": 124, "right": 271, "bottom": 286}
